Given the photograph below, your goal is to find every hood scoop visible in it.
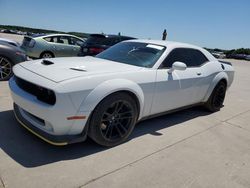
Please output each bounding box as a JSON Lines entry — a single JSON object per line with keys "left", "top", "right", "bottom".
{"left": 41, "top": 59, "right": 54, "bottom": 65}
{"left": 70, "top": 65, "right": 87, "bottom": 72}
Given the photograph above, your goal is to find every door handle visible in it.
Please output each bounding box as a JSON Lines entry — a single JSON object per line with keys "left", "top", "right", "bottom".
{"left": 197, "top": 72, "right": 202, "bottom": 76}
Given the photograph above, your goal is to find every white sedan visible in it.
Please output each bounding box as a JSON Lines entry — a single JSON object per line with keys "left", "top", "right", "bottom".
{"left": 9, "top": 40, "right": 234, "bottom": 146}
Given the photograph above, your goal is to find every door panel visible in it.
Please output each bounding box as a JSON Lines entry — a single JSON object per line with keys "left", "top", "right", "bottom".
{"left": 150, "top": 67, "right": 204, "bottom": 115}
{"left": 150, "top": 69, "right": 181, "bottom": 115}
{"left": 54, "top": 43, "right": 73, "bottom": 57}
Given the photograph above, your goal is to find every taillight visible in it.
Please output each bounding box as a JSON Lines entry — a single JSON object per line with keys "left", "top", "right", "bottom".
{"left": 89, "top": 47, "right": 104, "bottom": 54}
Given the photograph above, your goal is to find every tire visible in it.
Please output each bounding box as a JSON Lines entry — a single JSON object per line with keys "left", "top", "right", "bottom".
{"left": 88, "top": 92, "right": 138, "bottom": 147}
{"left": 40, "top": 52, "right": 54, "bottom": 59}
{"left": 0, "top": 56, "right": 14, "bottom": 81}
{"left": 205, "top": 81, "right": 227, "bottom": 112}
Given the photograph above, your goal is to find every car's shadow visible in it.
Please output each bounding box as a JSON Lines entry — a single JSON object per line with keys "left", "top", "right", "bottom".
{"left": 0, "top": 107, "right": 210, "bottom": 168}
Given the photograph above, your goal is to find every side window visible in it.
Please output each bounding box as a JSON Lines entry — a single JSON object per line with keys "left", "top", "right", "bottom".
{"left": 69, "top": 37, "right": 84, "bottom": 46}
{"left": 160, "top": 48, "right": 208, "bottom": 68}
{"left": 43, "top": 37, "right": 58, "bottom": 43}
{"left": 161, "top": 48, "right": 184, "bottom": 68}
{"left": 43, "top": 37, "right": 52, "bottom": 42}
{"left": 186, "top": 49, "right": 208, "bottom": 66}
{"left": 57, "top": 36, "right": 70, "bottom": 44}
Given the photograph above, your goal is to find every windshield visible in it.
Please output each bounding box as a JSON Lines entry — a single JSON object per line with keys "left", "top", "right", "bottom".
{"left": 96, "top": 42, "right": 166, "bottom": 67}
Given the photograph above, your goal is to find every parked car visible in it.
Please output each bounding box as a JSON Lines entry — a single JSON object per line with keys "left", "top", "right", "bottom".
{"left": 227, "top": 54, "right": 247, "bottom": 60}
{"left": 0, "top": 38, "right": 20, "bottom": 47}
{"left": 21, "top": 34, "right": 85, "bottom": 58}
{"left": 10, "top": 40, "right": 234, "bottom": 146}
{"left": 211, "top": 51, "right": 226, "bottom": 59}
{"left": 78, "top": 34, "right": 135, "bottom": 56}
{"left": 0, "top": 41, "right": 27, "bottom": 81}
{"left": 245, "top": 55, "right": 250, "bottom": 61}
{"left": 2, "top": 29, "right": 13, "bottom": 34}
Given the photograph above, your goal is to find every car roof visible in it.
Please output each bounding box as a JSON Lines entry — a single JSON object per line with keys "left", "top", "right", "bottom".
{"left": 123, "top": 39, "right": 216, "bottom": 61}
{"left": 90, "top": 34, "right": 135, "bottom": 39}
{"left": 125, "top": 39, "right": 202, "bottom": 49}
{"left": 29, "top": 33, "right": 83, "bottom": 40}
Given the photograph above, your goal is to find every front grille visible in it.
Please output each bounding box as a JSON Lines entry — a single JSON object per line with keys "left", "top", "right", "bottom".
{"left": 15, "top": 76, "right": 56, "bottom": 105}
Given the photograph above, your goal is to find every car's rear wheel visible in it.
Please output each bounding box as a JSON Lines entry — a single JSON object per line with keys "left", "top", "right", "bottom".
{"left": 0, "top": 56, "right": 13, "bottom": 81}
{"left": 40, "top": 52, "right": 54, "bottom": 59}
{"left": 205, "top": 81, "right": 227, "bottom": 112}
{"left": 88, "top": 92, "right": 138, "bottom": 147}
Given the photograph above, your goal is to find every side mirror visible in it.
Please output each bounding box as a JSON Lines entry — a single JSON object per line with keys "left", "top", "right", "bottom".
{"left": 168, "top": 61, "right": 187, "bottom": 74}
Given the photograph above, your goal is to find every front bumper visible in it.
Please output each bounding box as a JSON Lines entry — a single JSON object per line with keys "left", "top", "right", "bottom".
{"left": 9, "top": 75, "right": 91, "bottom": 145}
{"left": 14, "top": 103, "right": 87, "bottom": 146}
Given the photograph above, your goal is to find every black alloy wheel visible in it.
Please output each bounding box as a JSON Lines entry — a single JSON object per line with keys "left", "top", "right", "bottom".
{"left": 0, "top": 56, "right": 13, "bottom": 81}
{"left": 100, "top": 100, "right": 133, "bottom": 140}
{"left": 89, "top": 93, "right": 138, "bottom": 147}
{"left": 205, "top": 81, "right": 227, "bottom": 112}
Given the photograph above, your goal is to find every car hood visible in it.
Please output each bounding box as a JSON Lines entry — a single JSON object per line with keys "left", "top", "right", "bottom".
{"left": 19, "top": 56, "right": 142, "bottom": 83}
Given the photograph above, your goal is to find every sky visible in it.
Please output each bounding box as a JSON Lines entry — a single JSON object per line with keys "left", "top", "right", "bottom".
{"left": 0, "top": 0, "right": 249, "bottom": 49}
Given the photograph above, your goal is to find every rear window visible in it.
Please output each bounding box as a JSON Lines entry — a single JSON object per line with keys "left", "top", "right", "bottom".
{"left": 22, "top": 37, "right": 32, "bottom": 46}
{"left": 22, "top": 37, "right": 35, "bottom": 47}
{"left": 86, "top": 36, "right": 112, "bottom": 46}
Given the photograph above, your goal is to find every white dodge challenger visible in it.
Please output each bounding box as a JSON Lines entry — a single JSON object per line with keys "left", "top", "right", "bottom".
{"left": 9, "top": 40, "right": 234, "bottom": 146}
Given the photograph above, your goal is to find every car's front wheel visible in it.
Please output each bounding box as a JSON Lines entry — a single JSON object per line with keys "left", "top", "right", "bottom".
{"left": 205, "top": 81, "right": 227, "bottom": 112}
{"left": 88, "top": 92, "right": 138, "bottom": 147}
{"left": 0, "top": 56, "right": 13, "bottom": 81}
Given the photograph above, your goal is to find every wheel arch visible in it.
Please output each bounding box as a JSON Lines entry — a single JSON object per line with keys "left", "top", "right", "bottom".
{"left": 203, "top": 72, "right": 228, "bottom": 102}
{"left": 40, "top": 51, "right": 55, "bottom": 58}
{"left": 0, "top": 54, "right": 15, "bottom": 64}
{"left": 79, "top": 79, "right": 145, "bottom": 119}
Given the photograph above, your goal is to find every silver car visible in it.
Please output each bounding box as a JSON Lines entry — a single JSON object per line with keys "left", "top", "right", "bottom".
{"left": 21, "top": 34, "right": 85, "bottom": 58}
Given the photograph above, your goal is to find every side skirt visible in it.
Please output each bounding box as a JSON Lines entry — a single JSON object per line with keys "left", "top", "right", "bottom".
{"left": 139, "top": 102, "right": 205, "bottom": 122}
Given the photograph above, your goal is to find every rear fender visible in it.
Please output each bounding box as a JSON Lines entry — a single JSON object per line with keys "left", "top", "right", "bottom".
{"left": 203, "top": 72, "right": 228, "bottom": 102}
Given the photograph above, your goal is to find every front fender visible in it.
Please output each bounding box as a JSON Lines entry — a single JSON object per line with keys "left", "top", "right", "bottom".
{"left": 79, "top": 79, "right": 145, "bottom": 119}
{"left": 203, "top": 72, "right": 229, "bottom": 102}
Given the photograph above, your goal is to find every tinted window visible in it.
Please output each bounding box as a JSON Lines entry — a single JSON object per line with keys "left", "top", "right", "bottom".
{"left": 69, "top": 37, "right": 83, "bottom": 46}
{"left": 161, "top": 48, "right": 208, "bottom": 68}
{"left": 86, "top": 36, "right": 125, "bottom": 46}
{"left": 96, "top": 42, "right": 165, "bottom": 68}
{"left": 102, "top": 38, "right": 115, "bottom": 45}
{"left": 86, "top": 36, "right": 108, "bottom": 45}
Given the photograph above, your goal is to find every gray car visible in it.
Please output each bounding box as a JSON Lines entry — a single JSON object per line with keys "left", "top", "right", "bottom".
{"left": 0, "top": 41, "right": 27, "bottom": 81}
{"left": 0, "top": 38, "right": 20, "bottom": 47}
{"left": 21, "top": 34, "right": 85, "bottom": 58}
{"left": 245, "top": 55, "right": 250, "bottom": 61}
